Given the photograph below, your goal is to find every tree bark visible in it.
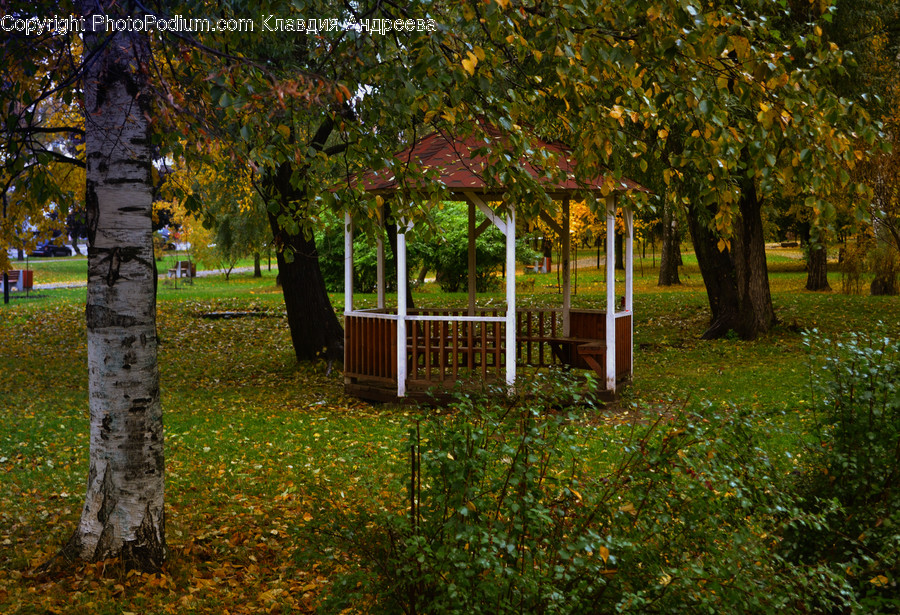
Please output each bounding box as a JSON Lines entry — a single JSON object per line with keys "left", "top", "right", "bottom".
{"left": 253, "top": 252, "right": 262, "bottom": 278}
{"left": 805, "top": 242, "right": 831, "bottom": 291}
{"left": 687, "top": 178, "right": 776, "bottom": 340}
{"left": 658, "top": 196, "right": 681, "bottom": 286}
{"left": 66, "top": 0, "right": 165, "bottom": 572}
{"left": 615, "top": 230, "right": 624, "bottom": 270}
{"left": 267, "top": 163, "right": 344, "bottom": 363}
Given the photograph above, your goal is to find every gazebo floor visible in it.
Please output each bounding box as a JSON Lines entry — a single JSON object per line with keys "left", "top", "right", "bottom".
{"left": 344, "top": 371, "right": 626, "bottom": 406}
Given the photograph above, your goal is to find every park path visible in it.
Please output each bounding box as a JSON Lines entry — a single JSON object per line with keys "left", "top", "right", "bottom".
{"left": 30, "top": 266, "right": 256, "bottom": 290}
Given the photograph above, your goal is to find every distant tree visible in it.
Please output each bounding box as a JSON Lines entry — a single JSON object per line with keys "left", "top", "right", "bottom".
{"left": 162, "top": 143, "right": 271, "bottom": 279}
{"left": 658, "top": 194, "right": 682, "bottom": 287}
{"left": 66, "top": 206, "right": 88, "bottom": 255}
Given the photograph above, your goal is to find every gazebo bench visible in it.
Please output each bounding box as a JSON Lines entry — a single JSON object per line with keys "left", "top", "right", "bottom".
{"left": 541, "top": 337, "right": 607, "bottom": 377}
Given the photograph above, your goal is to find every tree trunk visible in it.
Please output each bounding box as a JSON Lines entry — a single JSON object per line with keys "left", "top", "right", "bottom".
{"left": 253, "top": 252, "right": 262, "bottom": 278}
{"left": 65, "top": 1, "right": 165, "bottom": 572}
{"left": 267, "top": 164, "right": 344, "bottom": 363}
{"left": 615, "top": 230, "right": 624, "bottom": 270}
{"left": 805, "top": 242, "right": 831, "bottom": 291}
{"left": 687, "top": 179, "right": 776, "bottom": 340}
{"left": 658, "top": 196, "right": 681, "bottom": 286}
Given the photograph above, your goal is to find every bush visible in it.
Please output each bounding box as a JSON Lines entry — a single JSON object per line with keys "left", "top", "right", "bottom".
{"left": 782, "top": 329, "right": 900, "bottom": 613}
{"left": 309, "top": 375, "right": 855, "bottom": 614}
{"left": 317, "top": 222, "right": 381, "bottom": 293}
{"left": 317, "top": 203, "right": 542, "bottom": 294}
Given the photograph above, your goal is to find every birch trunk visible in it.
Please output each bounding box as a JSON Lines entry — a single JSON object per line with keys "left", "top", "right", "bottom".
{"left": 65, "top": 1, "right": 165, "bottom": 571}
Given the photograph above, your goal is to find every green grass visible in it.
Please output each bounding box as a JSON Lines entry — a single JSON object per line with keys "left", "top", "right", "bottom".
{"left": 7, "top": 252, "right": 267, "bottom": 286}
{"left": 1, "top": 250, "right": 898, "bottom": 613}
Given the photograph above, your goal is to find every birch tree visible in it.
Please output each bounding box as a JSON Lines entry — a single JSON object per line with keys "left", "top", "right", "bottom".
{"left": 63, "top": 0, "right": 166, "bottom": 570}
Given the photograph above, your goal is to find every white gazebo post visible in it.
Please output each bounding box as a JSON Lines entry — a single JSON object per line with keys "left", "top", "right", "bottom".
{"left": 468, "top": 199, "right": 477, "bottom": 316}
{"left": 344, "top": 211, "right": 354, "bottom": 315}
{"left": 605, "top": 194, "right": 617, "bottom": 393}
{"left": 624, "top": 204, "right": 634, "bottom": 380}
{"left": 396, "top": 220, "right": 409, "bottom": 398}
{"left": 376, "top": 235, "right": 385, "bottom": 310}
{"left": 561, "top": 197, "right": 571, "bottom": 337}
{"left": 505, "top": 205, "right": 517, "bottom": 388}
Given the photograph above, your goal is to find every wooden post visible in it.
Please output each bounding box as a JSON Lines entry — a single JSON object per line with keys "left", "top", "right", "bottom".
{"left": 397, "top": 220, "right": 408, "bottom": 398}
{"left": 562, "top": 197, "right": 571, "bottom": 337}
{"left": 505, "top": 206, "right": 516, "bottom": 388}
{"left": 344, "top": 211, "right": 353, "bottom": 315}
{"left": 605, "top": 195, "right": 616, "bottom": 393}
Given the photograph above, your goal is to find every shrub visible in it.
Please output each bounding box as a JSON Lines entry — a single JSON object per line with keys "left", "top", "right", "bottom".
{"left": 309, "top": 374, "right": 853, "bottom": 614}
{"left": 782, "top": 329, "right": 900, "bottom": 613}
{"left": 317, "top": 222, "right": 382, "bottom": 293}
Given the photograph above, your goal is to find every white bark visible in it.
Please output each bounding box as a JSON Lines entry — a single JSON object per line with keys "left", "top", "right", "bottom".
{"left": 67, "top": 1, "right": 165, "bottom": 571}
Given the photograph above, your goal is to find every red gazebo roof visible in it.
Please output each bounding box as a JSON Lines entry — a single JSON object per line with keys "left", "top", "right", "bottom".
{"left": 358, "top": 125, "right": 645, "bottom": 198}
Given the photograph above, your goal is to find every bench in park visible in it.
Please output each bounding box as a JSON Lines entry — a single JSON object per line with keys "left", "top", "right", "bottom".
{"left": 0, "top": 270, "right": 34, "bottom": 292}
{"left": 167, "top": 260, "right": 195, "bottom": 279}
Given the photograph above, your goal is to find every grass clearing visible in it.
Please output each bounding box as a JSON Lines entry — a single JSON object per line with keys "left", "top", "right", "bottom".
{"left": 1, "top": 252, "right": 898, "bottom": 613}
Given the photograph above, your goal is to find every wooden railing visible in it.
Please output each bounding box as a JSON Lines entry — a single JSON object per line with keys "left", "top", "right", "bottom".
{"left": 344, "top": 308, "right": 631, "bottom": 389}
{"left": 344, "top": 312, "right": 397, "bottom": 382}
{"left": 407, "top": 311, "right": 505, "bottom": 385}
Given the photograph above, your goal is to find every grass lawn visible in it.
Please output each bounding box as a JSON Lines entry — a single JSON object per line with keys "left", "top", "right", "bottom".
{"left": 7, "top": 252, "right": 267, "bottom": 286}
{"left": 1, "top": 250, "right": 897, "bottom": 613}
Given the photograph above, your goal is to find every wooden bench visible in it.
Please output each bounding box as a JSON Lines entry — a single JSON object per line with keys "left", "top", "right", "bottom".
{"left": 576, "top": 341, "right": 607, "bottom": 379}
{"left": 0, "top": 270, "right": 33, "bottom": 292}
{"left": 546, "top": 337, "right": 594, "bottom": 365}
{"left": 167, "top": 261, "right": 195, "bottom": 278}
{"left": 544, "top": 337, "right": 607, "bottom": 378}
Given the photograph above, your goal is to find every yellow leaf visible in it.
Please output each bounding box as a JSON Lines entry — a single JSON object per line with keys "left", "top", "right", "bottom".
{"left": 618, "top": 502, "right": 636, "bottom": 515}
{"left": 496, "top": 0, "right": 510, "bottom": 8}
{"left": 533, "top": 49, "right": 543, "bottom": 62}
{"left": 647, "top": 5, "right": 661, "bottom": 20}
{"left": 473, "top": 46, "right": 486, "bottom": 61}
{"left": 462, "top": 52, "right": 478, "bottom": 76}
{"left": 609, "top": 105, "right": 623, "bottom": 120}
{"left": 658, "top": 128, "right": 669, "bottom": 139}
{"left": 276, "top": 125, "right": 290, "bottom": 140}
{"left": 598, "top": 545, "right": 610, "bottom": 564}
{"left": 870, "top": 575, "right": 889, "bottom": 587}
{"left": 717, "top": 238, "right": 730, "bottom": 252}
{"left": 465, "top": 501, "right": 477, "bottom": 513}
{"left": 375, "top": 195, "right": 384, "bottom": 208}
{"left": 570, "top": 489, "right": 582, "bottom": 501}
{"left": 302, "top": 512, "right": 313, "bottom": 522}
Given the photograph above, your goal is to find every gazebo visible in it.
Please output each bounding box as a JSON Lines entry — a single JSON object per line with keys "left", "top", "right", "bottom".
{"left": 341, "top": 126, "right": 643, "bottom": 402}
